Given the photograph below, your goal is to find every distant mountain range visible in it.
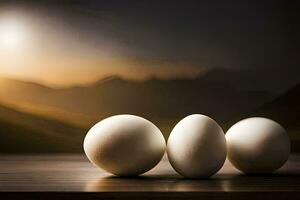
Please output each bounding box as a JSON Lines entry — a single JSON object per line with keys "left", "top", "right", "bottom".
{"left": 0, "top": 69, "right": 276, "bottom": 124}
{"left": 0, "top": 68, "right": 298, "bottom": 153}
{"left": 201, "top": 68, "right": 300, "bottom": 93}
{"left": 0, "top": 103, "right": 86, "bottom": 153}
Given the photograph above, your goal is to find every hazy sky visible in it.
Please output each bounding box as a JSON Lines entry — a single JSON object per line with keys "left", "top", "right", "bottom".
{"left": 0, "top": 0, "right": 297, "bottom": 87}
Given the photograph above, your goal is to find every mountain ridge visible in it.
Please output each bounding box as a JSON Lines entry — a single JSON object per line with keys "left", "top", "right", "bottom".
{"left": 1, "top": 67, "right": 298, "bottom": 93}
{"left": 0, "top": 69, "right": 278, "bottom": 124}
{"left": 0, "top": 102, "right": 87, "bottom": 153}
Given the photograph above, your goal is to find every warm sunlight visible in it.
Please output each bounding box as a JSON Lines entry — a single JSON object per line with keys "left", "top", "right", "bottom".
{"left": 0, "top": 19, "right": 25, "bottom": 49}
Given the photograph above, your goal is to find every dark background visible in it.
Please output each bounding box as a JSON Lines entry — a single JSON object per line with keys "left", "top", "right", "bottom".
{"left": 0, "top": 0, "right": 299, "bottom": 153}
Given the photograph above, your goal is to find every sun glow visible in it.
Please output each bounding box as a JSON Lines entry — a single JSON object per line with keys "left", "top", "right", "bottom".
{"left": 0, "top": 19, "right": 25, "bottom": 49}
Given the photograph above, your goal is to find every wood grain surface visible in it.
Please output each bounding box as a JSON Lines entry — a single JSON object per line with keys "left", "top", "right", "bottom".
{"left": 0, "top": 154, "right": 299, "bottom": 199}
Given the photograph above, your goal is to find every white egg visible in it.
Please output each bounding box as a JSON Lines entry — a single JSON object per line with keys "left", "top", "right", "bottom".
{"left": 226, "top": 117, "right": 290, "bottom": 174}
{"left": 167, "top": 114, "right": 227, "bottom": 178}
{"left": 83, "top": 114, "right": 166, "bottom": 176}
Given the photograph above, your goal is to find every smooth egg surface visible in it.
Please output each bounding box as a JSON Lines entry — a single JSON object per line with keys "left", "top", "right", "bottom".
{"left": 167, "top": 114, "right": 227, "bottom": 178}
{"left": 226, "top": 117, "right": 290, "bottom": 174}
{"left": 84, "top": 114, "right": 166, "bottom": 176}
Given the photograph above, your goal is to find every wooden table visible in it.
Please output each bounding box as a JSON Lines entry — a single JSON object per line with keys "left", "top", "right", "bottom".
{"left": 0, "top": 154, "right": 299, "bottom": 199}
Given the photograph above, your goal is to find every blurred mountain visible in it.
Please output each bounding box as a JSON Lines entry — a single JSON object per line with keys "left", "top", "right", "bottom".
{"left": 0, "top": 74, "right": 298, "bottom": 153}
{"left": 202, "top": 68, "right": 300, "bottom": 93}
{"left": 31, "top": 77, "right": 273, "bottom": 124}
{"left": 0, "top": 77, "right": 53, "bottom": 102}
{"left": 0, "top": 103, "right": 86, "bottom": 153}
{"left": 0, "top": 70, "right": 276, "bottom": 124}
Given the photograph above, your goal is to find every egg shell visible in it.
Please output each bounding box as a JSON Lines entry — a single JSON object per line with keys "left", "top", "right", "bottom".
{"left": 226, "top": 117, "right": 290, "bottom": 174}
{"left": 84, "top": 114, "right": 166, "bottom": 176}
{"left": 167, "top": 114, "right": 227, "bottom": 178}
